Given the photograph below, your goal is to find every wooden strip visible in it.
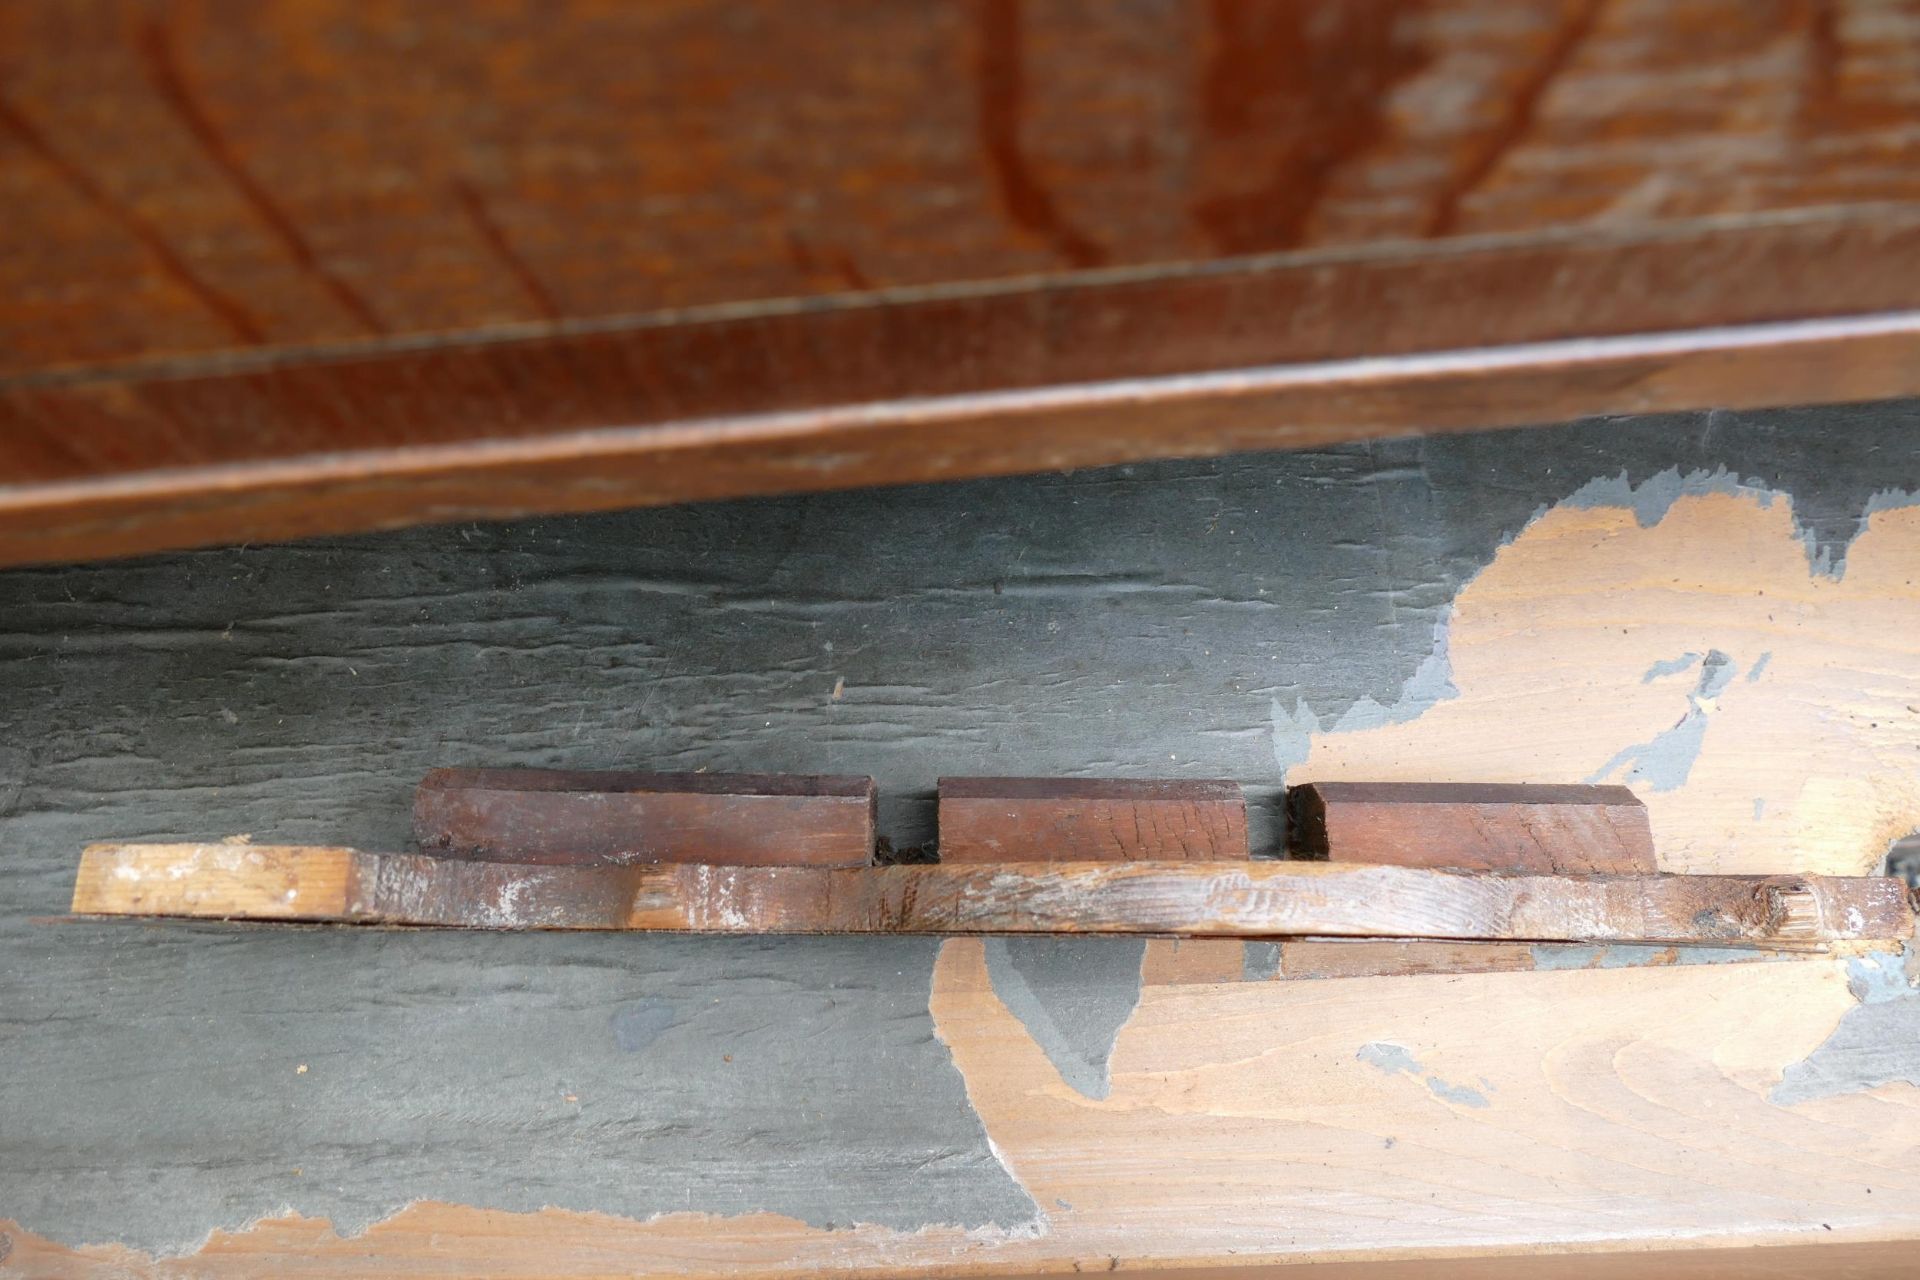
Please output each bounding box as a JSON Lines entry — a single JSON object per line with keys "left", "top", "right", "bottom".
{"left": 19, "top": 209, "right": 1920, "bottom": 486}
{"left": 1137, "top": 939, "right": 1800, "bottom": 985}
{"left": 8, "top": 220, "right": 1920, "bottom": 567}
{"left": 414, "top": 768, "right": 876, "bottom": 867}
{"left": 71, "top": 844, "right": 1915, "bottom": 943}
{"left": 937, "top": 777, "right": 1248, "bottom": 862}
{"left": 1278, "top": 939, "right": 1547, "bottom": 980}
{"left": 1289, "top": 781, "right": 1657, "bottom": 872}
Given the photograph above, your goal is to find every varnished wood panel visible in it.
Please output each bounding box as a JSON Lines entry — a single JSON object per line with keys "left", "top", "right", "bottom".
{"left": 5, "top": 0, "right": 1920, "bottom": 373}
{"left": 3, "top": 1, "right": 1920, "bottom": 560}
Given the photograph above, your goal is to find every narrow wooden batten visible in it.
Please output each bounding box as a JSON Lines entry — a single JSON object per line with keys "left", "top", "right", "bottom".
{"left": 70, "top": 842, "right": 1915, "bottom": 945}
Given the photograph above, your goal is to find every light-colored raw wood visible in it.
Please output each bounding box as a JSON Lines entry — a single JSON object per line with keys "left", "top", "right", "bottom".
{"left": 1279, "top": 939, "right": 1547, "bottom": 979}
{"left": 1293, "top": 493, "right": 1920, "bottom": 877}
{"left": 69, "top": 844, "right": 1913, "bottom": 944}
{"left": 69, "top": 842, "right": 359, "bottom": 920}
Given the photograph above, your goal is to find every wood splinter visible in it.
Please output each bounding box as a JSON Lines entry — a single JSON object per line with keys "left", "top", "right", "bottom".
{"left": 69, "top": 843, "right": 1914, "bottom": 945}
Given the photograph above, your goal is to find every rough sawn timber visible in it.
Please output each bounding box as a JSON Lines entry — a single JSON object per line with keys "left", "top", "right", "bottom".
{"left": 69, "top": 843, "right": 1913, "bottom": 944}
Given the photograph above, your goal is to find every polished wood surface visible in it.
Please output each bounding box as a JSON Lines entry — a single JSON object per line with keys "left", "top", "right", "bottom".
{"left": 4, "top": 0, "right": 1920, "bottom": 562}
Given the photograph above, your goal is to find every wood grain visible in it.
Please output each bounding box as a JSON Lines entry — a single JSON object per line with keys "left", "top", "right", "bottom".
{"left": 11, "top": 1218, "right": 1920, "bottom": 1278}
{"left": 6, "top": 0, "right": 1920, "bottom": 373}
{"left": 1294, "top": 491, "right": 1920, "bottom": 877}
{"left": 68, "top": 841, "right": 356, "bottom": 919}
{"left": 1289, "top": 781, "right": 1657, "bottom": 872}
{"left": 937, "top": 777, "right": 1248, "bottom": 862}
{"left": 414, "top": 768, "right": 877, "bottom": 868}
{"left": 69, "top": 843, "right": 1914, "bottom": 943}
{"left": 2, "top": 0, "right": 1920, "bottom": 560}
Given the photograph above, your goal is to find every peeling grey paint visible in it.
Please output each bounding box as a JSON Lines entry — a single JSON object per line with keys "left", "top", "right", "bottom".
{"left": 1243, "top": 942, "right": 1281, "bottom": 981}
{"left": 6, "top": 404, "right": 1920, "bottom": 1252}
{"left": 1327, "top": 626, "right": 1459, "bottom": 733}
{"left": 1425, "top": 1077, "right": 1491, "bottom": 1108}
{"left": 1747, "top": 652, "right": 1771, "bottom": 683}
{"left": 1530, "top": 943, "right": 1774, "bottom": 971}
{"left": 1697, "top": 649, "right": 1737, "bottom": 697}
{"left": 983, "top": 938, "right": 1146, "bottom": 1101}
{"left": 1270, "top": 697, "right": 1319, "bottom": 775}
{"left": 1846, "top": 948, "right": 1918, "bottom": 1005}
{"left": 1561, "top": 457, "right": 1920, "bottom": 580}
{"left": 1357, "top": 1042, "right": 1422, "bottom": 1076}
{"left": 1773, "top": 946, "right": 1920, "bottom": 1106}
{"left": 1263, "top": 404, "right": 1920, "bottom": 779}
{"left": 0, "top": 928, "right": 1039, "bottom": 1254}
{"left": 1586, "top": 649, "right": 1736, "bottom": 793}
{"left": 1642, "top": 652, "right": 1702, "bottom": 682}
{"left": 1531, "top": 945, "right": 1617, "bottom": 971}
{"left": 1359, "top": 1043, "right": 1488, "bottom": 1107}
{"left": 1564, "top": 466, "right": 1776, "bottom": 538}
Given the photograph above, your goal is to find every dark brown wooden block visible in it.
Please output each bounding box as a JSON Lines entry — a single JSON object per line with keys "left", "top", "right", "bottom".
{"left": 1287, "top": 781, "right": 1657, "bottom": 873}
{"left": 937, "top": 777, "right": 1248, "bottom": 863}
{"left": 414, "top": 768, "right": 876, "bottom": 867}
